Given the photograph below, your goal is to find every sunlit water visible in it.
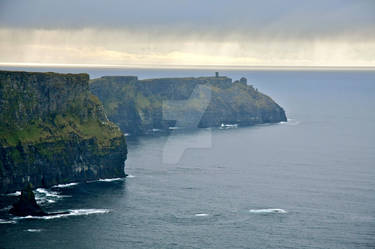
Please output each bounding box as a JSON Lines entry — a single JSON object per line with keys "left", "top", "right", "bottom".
{"left": 0, "top": 68, "right": 374, "bottom": 248}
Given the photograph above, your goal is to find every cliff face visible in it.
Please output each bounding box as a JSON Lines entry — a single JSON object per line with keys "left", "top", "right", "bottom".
{"left": 0, "top": 71, "right": 127, "bottom": 194}
{"left": 90, "top": 75, "right": 287, "bottom": 135}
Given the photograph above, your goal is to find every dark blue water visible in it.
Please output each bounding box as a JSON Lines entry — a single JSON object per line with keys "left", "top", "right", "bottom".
{"left": 1, "top": 68, "right": 375, "bottom": 248}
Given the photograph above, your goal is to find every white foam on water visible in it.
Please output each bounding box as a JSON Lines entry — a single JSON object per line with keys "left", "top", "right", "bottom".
{"left": 124, "top": 133, "right": 130, "bottom": 136}
{"left": 26, "top": 229, "right": 42, "bottom": 232}
{"left": 98, "top": 178, "right": 124, "bottom": 182}
{"left": 0, "top": 205, "right": 12, "bottom": 211}
{"left": 220, "top": 123, "right": 238, "bottom": 129}
{"left": 194, "top": 213, "right": 209, "bottom": 217}
{"left": 280, "top": 119, "right": 299, "bottom": 126}
{"left": 6, "top": 191, "right": 21, "bottom": 196}
{"left": 0, "top": 219, "right": 16, "bottom": 224}
{"left": 69, "top": 209, "right": 110, "bottom": 215}
{"left": 222, "top": 123, "right": 238, "bottom": 127}
{"left": 15, "top": 209, "right": 110, "bottom": 220}
{"left": 152, "top": 128, "right": 161, "bottom": 132}
{"left": 34, "top": 188, "right": 70, "bottom": 205}
{"left": 53, "top": 183, "right": 79, "bottom": 188}
{"left": 249, "top": 208, "right": 287, "bottom": 214}
{"left": 35, "top": 188, "right": 60, "bottom": 198}
{"left": 127, "top": 174, "right": 136, "bottom": 178}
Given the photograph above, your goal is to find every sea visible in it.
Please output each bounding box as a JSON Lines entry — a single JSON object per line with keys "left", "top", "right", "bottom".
{"left": 0, "top": 67, "right": 374, "bottom": 249}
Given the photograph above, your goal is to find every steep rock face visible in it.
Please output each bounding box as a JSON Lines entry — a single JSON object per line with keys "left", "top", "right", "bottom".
{"left": 90, "top": 75, "right": 287, "bottom": 135}
{"left": 0, "top": 71, "right": 127, "bottom": 194}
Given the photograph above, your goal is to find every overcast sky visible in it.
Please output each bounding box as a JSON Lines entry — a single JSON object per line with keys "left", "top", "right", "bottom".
{"left": 1, "top": 0, "right": 374, "bottom": 67}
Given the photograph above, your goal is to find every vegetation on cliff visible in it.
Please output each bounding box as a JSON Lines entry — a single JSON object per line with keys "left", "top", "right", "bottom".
{"left": 0, "top": 71, "right": 127, "bottom": 194}
{"left": 90, "top": 75, "right": 287, "bottom": 135}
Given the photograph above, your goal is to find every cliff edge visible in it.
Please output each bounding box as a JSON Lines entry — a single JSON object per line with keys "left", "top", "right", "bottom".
{"left": 0, "top": 70, "right": 127, "bottom": 194}
{"left": 90, "top": 75, "right": 287, "bottom": 135}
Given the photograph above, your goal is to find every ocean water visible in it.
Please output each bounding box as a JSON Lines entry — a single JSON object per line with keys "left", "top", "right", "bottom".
{"left": 0, "top": 68, "right": 375, "bottom": 248}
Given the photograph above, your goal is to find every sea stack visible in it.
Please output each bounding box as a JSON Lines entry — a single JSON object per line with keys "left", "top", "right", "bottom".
{"left": 9, "top": 184, "right": 46, "bottom": 216}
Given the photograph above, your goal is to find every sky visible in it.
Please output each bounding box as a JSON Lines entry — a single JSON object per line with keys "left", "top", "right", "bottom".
{"left": 0, "top": 0, "right": 374, "bottom": 68}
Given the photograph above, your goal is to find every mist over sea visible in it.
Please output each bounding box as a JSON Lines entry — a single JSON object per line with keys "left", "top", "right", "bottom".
{"left": 1, "top": 67, "right": 374, "bottom": 248}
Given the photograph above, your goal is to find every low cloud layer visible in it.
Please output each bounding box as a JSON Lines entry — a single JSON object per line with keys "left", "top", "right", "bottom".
{"left": 0, "top": 0, "right": 374, "bottom": 67}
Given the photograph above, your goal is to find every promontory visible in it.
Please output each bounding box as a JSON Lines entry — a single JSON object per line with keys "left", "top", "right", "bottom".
{"left": 0, "top": 70, "right": 127, "bottom": 194}
{"left": 90, "top": 74, "right": 287, "bottom": 135}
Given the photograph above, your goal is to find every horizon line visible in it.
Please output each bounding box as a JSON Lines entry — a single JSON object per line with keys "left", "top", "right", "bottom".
{"left": 1, "top": 62, "right": 375, "bottom": 71}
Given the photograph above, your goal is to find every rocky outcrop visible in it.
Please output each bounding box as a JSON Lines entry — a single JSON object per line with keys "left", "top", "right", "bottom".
{"left": 90, "top": 75, "right": 287, "bottom": 135}
{"left": 9, "top": 184, "right": 47, "bottom": 216}
{"left": 0, "top": 70, "right": 127, "bottom": 194}
{"left": 9, "top": 184, "right": 70, "bottom": 217}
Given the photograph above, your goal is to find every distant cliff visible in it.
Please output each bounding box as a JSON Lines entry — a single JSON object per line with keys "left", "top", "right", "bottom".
{"left": 90, "top": 75, "right": 287, "bottom": 135}
{"left": 0, "top": 71, "right": 127, "bottom": 194}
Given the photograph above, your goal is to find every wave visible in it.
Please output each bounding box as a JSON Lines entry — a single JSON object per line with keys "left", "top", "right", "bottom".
{"left": 280, "top": 118, "right": 299, "bottom": 126}
{"left": 169, "top": 126, "right": 183, "bottom": 130}
{"left": 0, "top": 205, "right": 12, "bottom": 211}
{"left": 86, "top": 177, "right": 125, "bottom": 183}
{"left": 0, "top": 219, "right": 16, "bottom": 224}
{"left": 98, "top": 178, "right": 124, "bottom": 182}
{"left": 26, "top": 229, "right": 42, "bottom": 232}
{"left": 35, "top": 188, "right": 60, "bottom": 197}
{"left": 126, "top": 174, "right": 136, "bottom": 178}
{"left": 194, "top": 213, "right": 209, "bottom": 217}
{"left": 220, "top": 123, "right": 238, "bottom": 129}
{"left": 14, "top": 209, "right": 110, "bottom": 220}
{"left": 249, "top": 208, "right": 287, "bottom": 214}
{"left": 6, "top": 191, "right": 21, "bottom": 196}
{"left": 34, "top": 188, "right": 70, "bottom": 205}
{"left": 53, "top": 183, "right": 79, "bottom": 188}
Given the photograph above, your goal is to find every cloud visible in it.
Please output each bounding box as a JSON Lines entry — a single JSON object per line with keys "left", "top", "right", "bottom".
{"left": 1, "top": 28, "right": 374, "bottom": 67}
{"left": 1, "top": 0, "right": 374, "bottom": 36}
{"left": 0, "top": 0, "right": 374, "bottom": 66}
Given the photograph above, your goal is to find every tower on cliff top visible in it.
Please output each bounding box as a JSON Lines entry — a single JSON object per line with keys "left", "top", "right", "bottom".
{"left": 215, "top": 72, "right": 219, "bottom": 78}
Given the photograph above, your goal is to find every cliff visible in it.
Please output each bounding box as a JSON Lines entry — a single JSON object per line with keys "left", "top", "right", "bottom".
{"left": 90, "top": 75, "right": 287, "bottom": 135}
{"left": 0, "top": 70, "right": 127, "bottom": 194}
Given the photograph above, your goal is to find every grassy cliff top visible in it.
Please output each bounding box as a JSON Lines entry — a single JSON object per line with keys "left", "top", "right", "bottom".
{"left": 139, "top": 76, "right": 231, "bottom": 81}
{"left": 0, "top": 70, "right": 123, "bottom": 147}
{"left": 0, "top": 70, "right": 89, "bottom": 85}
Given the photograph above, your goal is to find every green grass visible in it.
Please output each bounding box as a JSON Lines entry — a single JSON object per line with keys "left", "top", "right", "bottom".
{"left": 0, "top": 112, "right": 122, "bottom": 148}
